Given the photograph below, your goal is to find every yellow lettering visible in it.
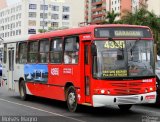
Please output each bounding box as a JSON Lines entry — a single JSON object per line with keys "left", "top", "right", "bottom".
{"left": 104, "top": 41, "right": 125, "bottom": 49}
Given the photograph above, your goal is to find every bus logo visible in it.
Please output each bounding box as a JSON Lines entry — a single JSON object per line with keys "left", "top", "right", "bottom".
{"left": 51, "top": 68, "right": 59, "bottom": 76}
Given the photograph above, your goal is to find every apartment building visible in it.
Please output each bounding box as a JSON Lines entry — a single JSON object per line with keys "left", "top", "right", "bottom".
{"left": 0, "top": 0, "right": 84, "bottom": 41}
{"left": 85, "top": 0, "right": 140, "bottom": 24}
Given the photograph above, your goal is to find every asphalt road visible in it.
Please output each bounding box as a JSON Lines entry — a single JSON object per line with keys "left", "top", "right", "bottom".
{"left": 0, "top": 87, "right": 160, "bottom": 122}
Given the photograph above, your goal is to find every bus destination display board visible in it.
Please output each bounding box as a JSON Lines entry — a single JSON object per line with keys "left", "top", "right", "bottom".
{"left": 94, "top": 27, "right": 152, "bottom": 38}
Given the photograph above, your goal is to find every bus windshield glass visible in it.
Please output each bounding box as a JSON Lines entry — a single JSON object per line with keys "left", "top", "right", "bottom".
{"left": 92, "top": 40, "right": 154, "bottom": 79}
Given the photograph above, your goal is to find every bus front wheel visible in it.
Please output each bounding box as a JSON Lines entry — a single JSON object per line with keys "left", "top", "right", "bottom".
{"left": 118, "top": 104, "right": 132, "bottom": 111}
{"left": 19, "top": 81, "right": 28, "bottom": 101}
{"left": 66, "top": 86, "right": 77, "bottom": 112}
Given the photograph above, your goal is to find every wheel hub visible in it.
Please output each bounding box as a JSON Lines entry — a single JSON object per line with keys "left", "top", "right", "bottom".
{"left": 68, "top": 92, "right": 75, "bottom": 106}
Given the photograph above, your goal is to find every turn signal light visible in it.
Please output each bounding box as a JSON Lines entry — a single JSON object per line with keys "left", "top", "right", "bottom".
{"left": 145, "top": 88, "right": 148, "bottom": 93}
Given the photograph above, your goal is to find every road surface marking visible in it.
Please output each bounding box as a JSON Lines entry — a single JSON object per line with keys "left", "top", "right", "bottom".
{"left": 0, "top": 98, "right": 86, "bottom": 122}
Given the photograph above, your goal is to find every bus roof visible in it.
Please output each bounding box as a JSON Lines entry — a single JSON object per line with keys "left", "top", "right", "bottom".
{"left": 29, "top": 24, "right": 151, "bottom": 40}
{"left": 3, "top": 35, "right": 29, "bottom": 43}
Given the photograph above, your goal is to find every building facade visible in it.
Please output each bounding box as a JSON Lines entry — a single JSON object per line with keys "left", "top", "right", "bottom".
{"left": 147, "top": 0, "right": 160, "bottom": 16}
{"left": 85, "top": 0, "right": 141, "bottom": 24}
{"left": 0, "top": 0, "right": 84, "bottom": 41}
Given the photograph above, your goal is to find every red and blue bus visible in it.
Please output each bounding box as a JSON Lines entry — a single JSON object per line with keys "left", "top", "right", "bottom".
{"left": 2, "top": 24, "right": 156, "bottom": 112}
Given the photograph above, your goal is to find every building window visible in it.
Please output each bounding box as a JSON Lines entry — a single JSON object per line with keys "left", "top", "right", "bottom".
{"left": 51, "top": 14, "right": 59, "bottom": 19}
{"left": 16, "top": 29, "right": 21, "bottom": 35}
{"left": 62, "top": 14, "right": 69, "bottom": 20}
{"left": 51, "top": 22, "right": 59, "bottom": 28}
{"left": 63, "top": 6, "right": 70, "bottom": 12}
{"left": 29, "top": 12, "right": 36, "bottom": 18}
{"left": 28, "top": 20, "right": 36, "bottom": 26}
{"left": 28, "top": 29, "right": 36, "bottom": 34}
{"left": 39, "top": 39, "right": 49, "bottom": 63}
{"left": 29, "top": 4, "right": 37, "bottom": 9}
{"left": 40, "top": 13, "right": 48, "bottom": 19}
{"left": 52, "top": 6, "right": 59, "bottom": 11}
{"left": 40, "top": 5, "right": 48, "bottom": 10}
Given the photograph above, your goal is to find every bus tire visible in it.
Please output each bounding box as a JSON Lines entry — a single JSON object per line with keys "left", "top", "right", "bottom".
{"left": 19, "top": 81, "right": 28, "bottom": 101}
{"left": 118, "top": 104, "right": 132, "bottom": 111}
{"left": 66, "top": 86, "right": 77, "bottom": 112}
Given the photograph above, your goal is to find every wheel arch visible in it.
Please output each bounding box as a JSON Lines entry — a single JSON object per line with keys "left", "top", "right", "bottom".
{"left": 19, "top": 77, "right": 24, "bottom": 91}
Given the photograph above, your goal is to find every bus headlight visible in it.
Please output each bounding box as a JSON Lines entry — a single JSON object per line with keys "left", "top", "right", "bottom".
{"left": 150, "top": 87, "right": 153, "bottom": 91}
{"left": 101, "top": 90, "right": 105, "bottom": 94}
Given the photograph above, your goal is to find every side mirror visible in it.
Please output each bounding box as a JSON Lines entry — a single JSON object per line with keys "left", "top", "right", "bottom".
{"left": 91, "top": 44, "right": 97, "bottom": 56}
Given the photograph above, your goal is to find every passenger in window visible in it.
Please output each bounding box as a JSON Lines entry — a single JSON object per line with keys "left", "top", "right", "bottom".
{"left": 71, "top": 52, "right": 77, "bottom": 64}
{"left": 73, "top": 42, "right": 79, "bottom": 51}
{"left": 57, "top": 43, "right": 62, "bottom": 51}
{"left": 40, "top": 53, "right": 48, "bottom": 63}
{"left": 64, "top": 52, "right": 71, "bottom": 64}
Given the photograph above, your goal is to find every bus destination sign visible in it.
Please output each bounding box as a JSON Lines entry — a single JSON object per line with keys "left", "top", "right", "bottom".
{"left": 94, "top": 27, "right": 152, "bottom": 38}
{"left": 114, "top": 30, "right": 143, "bottom": 37}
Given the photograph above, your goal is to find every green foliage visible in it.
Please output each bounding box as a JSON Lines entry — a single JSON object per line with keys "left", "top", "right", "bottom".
{"left": 38, "top": 29, "right": 47, "bottom": 33}
{"left": 103, "top": 10, "right": 120, "bottom": 24}
{"left": 121, "top": 8, "right": 160, "bottom": 50}
{"left": 121, "top": 8, "right": 160, "bottom": 31}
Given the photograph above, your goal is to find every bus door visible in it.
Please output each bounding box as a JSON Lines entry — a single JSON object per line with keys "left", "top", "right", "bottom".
{"left": 8, "top": 48, "right": 14, "bottom": 90}
{"left": 84, "top": 42, "right": 91, "bottom": 103}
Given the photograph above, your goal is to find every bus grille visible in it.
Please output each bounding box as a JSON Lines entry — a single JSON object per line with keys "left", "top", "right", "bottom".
{"left": 117, "top": 96, "right": 139, "bottom": 104}
{"left": 111, "top": 82, "right": 143, "bottom": 95}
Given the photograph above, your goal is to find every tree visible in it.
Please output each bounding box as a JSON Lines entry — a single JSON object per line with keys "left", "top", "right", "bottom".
{"left": 121, "top": 8, "right": 160, "bottom": 50}
{"left": 121, "top": 8, "right": 160, "bottom": 31}
{"left": 102, "top": 10, "right": 120, "bottom": 24}
{"left": 38, "top": 29, "right": 47, "bottom": 33}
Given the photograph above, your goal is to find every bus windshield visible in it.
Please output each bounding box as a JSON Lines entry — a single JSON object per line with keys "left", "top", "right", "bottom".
{"left": 92, "top": 40, "right": 154, "bottom": 79}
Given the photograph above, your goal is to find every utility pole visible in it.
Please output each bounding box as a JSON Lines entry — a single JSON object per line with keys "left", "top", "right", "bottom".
{"left": 43, "top": 0, "right": 45, "bottom": 32}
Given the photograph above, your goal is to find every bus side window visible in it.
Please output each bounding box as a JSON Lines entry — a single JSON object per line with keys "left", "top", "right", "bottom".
{"left": 19, "top": 42, "right": 27, "bottom": 64}
{"left": 39, "top": 39, "right": 49, "bottom": 63}
{"left": 64, "top": 36, "right": 79, "bottom": 64}
{"left": 28, "top": 41, "right": 38, "bottom": 63}
{"left": 3, "top": 44, "right": 7, "bottom": 64}
{"left": 50, "top": 38, "right": 63, "bottom": 64}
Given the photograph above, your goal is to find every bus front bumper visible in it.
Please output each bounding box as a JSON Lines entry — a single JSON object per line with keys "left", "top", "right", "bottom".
{"left": 92, "top": 92, "right": 156, "bottom": 107}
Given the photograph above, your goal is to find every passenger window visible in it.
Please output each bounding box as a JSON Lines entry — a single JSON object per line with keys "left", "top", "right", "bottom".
{"left": 28, "top": 41, "right": 38, "bottom": 63}
{"left": 39, "top": 39, "right": 49, "bottom": 63}
{"left": 19, "top": 42, "right": 27, "bottom": 64}
{"left": 64, "top": 36, "right": 79, "bottom": 64}
{"left": 50, "top": 38, "right": 63, "bottom": 63}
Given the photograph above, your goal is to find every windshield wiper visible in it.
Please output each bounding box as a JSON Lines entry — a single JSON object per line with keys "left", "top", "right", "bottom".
{"left": 127, "top": 38, "right": 141, "bottom": 61}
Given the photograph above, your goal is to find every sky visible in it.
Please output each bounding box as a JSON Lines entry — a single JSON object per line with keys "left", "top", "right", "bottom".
{"left": 7, "top": 0, "right": 21, "bottom": 6}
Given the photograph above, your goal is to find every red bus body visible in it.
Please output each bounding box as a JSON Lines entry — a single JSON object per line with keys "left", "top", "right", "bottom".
{"left": 4, "top": 24, "right": 156, "bottom": 111}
